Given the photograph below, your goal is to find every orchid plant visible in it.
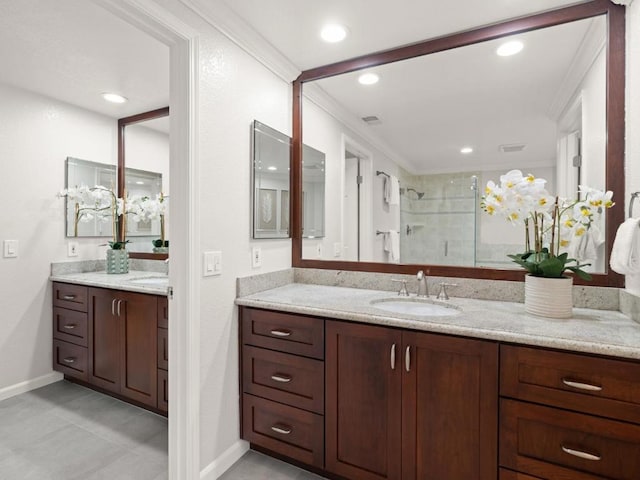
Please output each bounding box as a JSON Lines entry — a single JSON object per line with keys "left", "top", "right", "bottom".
{"left": 59, "top": 186, "right": 166, "bottom": 250}
{"left": 481, "top": 170, "right": 613, "bottom": 280}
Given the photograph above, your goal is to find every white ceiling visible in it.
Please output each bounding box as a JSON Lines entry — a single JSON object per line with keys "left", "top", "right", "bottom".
{"left": 0, "top": 0, "right": 169, "bottom": 119}
{"left": 0, "top": 0, "right": 601, "bottom": 173}
{"left": 220, "top": 0, "right": 586, "bottom": 70}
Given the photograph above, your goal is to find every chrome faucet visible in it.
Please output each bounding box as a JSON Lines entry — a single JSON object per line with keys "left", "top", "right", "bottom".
{"left": 416, "top": 270, "right": 429, "bottom": 298}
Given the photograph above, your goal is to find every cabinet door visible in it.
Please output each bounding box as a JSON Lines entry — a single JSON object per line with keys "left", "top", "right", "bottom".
{"left": 325, "top": 321, "right": 402, "bottom": 480}
{"left": 88, "top": 288, "right": 121, "bottom": 393}
{"left": 119, "top": 291, "right": 158, "bottom": 407}
{"left": 402, "top": 332, "right": 498, "bottom": 480}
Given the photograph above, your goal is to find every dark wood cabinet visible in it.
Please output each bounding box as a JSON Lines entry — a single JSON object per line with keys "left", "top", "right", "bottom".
{"left": 402, "top": 331, "right": 498, "bottom": 480}
{"left": 53, "top": 282, "right": 167, "bottom": 414}
{"left": 500, "top": 344, "right": 640, "bottom": 480}
{"left": 88, "top": 287, "right": 158, "bottom": 408}
{"left": 325, "top": 321, "right": 402, "bottom": 480}
{"left": 325, "top": 320, "right": 498, "bottom": 480}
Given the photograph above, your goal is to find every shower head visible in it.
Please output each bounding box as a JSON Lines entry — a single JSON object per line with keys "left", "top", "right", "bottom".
{"left": 406, "top": 187, "right": 425, "bottom": 199}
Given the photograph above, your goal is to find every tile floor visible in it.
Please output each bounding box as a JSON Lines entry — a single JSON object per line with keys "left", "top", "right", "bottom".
{"left": 219, "top": 450, "right": 326, "bottom": 480}
{"left": 0, "top": 380, "right": 167, "bottom": 480}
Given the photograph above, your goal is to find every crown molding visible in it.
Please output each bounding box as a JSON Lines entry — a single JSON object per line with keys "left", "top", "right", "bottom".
{"left": 180, "top": 0, "right": 300, "bottom": 83}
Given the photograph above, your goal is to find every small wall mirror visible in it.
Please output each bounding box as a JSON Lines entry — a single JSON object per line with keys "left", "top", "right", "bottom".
{"left": 252, "top": 120, "right": 291, "bottom": 239}
{"left": 65, "top": 157, "right": 116, "bottom": 237}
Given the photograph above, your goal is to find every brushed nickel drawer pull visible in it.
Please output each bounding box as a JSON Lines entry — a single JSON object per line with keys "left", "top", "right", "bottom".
{"left": 117, "top": 299, "right": 122, "bottom": 317}
{"left": 390, "top": 343, "right": 396, "bottom": 370}
{"left": 63, "top": 324, "right": 77, "bottom": 329}
{"left": 270, "top": 329, "right": 292, "bottom": 337}
{"left": 111, "top": 299, "right": 117, "bottom": 316}
{"left": 405, "top": 346, "right": 411, "bottom": 372}
{"left": 562, "top": 378, "right": 603, "bottom": 392}
{"left": 62, "top": 357, "right": 76, "bottom": 364}
{"left": 271, "top": 424, "right": 292, "bottom": 435}
{"left": 561, "top": 445, "right": 601, "bottom": 461}
{"left": 270, "top": 373, "right": 292, "bottom": 383}
{"left": 62, "top": 295, "right": 76, "bottom": 300}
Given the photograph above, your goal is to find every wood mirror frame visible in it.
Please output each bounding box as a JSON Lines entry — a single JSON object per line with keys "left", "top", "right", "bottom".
{"left": 117, "top": 106, "right": 170, "bottom": 260}
{"left": 291, "top": 0, "right": 625, "bottom": 287}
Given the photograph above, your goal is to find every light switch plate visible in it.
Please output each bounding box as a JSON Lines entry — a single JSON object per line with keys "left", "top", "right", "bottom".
{"left": 251, "top": 247, "right": 262, "bottom": 268}
{"left": 316, "top": 243, "right": 323, "bottom": 258}
{"left": 3, "top": 240, "right": 18, "bottom": 258}
{"left": 203, "top": 250, "right": 222, "bottom": 276}
{"left": 333, "top": 242, "right": 341, "bottom": 258}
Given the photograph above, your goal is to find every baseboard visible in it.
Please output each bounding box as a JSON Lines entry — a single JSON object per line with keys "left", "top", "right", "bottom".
{"left": 200, "top": 439, "right": 249, "bottom": 479}
{"left": 0, "top": 371, "right": 64, "bottom": 402}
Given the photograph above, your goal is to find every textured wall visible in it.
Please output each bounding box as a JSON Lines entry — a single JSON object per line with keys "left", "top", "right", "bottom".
{"left": 0, "top": 83, "right": 118, "bottom": 390}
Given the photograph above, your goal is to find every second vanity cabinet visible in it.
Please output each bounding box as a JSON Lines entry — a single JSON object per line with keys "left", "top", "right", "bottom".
{"left": 53, "top": 282, "right": 168, "bottom": 414}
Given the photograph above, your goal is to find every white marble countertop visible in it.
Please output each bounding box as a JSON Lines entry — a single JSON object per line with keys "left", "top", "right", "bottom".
{"left": 50, "top": 270, "right": 169, "bottom": 296}
{"left": 236, "top": 283, "right": 640, "bottom": 360}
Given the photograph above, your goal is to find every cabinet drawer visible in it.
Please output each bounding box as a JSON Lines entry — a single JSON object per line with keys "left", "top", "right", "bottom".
{"left": 242, "top": 308, "right": 324, "bottom": 359}
{"left": 53, "top": 283, "right": 88, "bottom": 312}
{"left": 158, "top": 369, "right": 168, "bottom": 413}
{"left": 500, "top": 399, "right": 640, "bottom": 480}
{"left": 53, "top": 340, "right": 88, "bottom": 381}
{"left": 53, "top": 307, "right": 88, "bottom": 347}
{"left": 243, "top": 346, "right": 324, "bottom": 414}
{"left": 242, "top": 394, "right": 324, "bottom": 468}
{"left": 158, "top": 297, "right": 168, "bottom": 329}
{"left": 157, "top": 328, "right": 168, "bottom": 371}
{"left": 500, "top": 469, "right": 545, "bottom": 480}
{"left": 501, "top": 345, "right": 640, "bottom": 423}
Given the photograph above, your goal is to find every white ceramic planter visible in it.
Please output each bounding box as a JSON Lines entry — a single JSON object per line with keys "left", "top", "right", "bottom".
{"left": 524, "top": 275, "right": 573, "bottom": 318}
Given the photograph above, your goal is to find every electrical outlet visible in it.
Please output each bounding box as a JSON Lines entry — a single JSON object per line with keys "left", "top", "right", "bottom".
{"left": 251, "top": 247, "right": 262, "bottom": 268}
{"left": 203, "top": 250, "right": 222, "bottom": 276}
{"left": 316, "top": 243, "right": 323, "bottom": 258}
{"left": 3, "top": 240, "right": 18, "bottom": 258}
{"left": 68, "top": 241, "right": 79, "bottom": 257}
{"left": 333, "top": 242, "right": 341, "bottom": 258}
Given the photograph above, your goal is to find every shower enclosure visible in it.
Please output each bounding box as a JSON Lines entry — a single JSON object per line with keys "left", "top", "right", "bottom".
{"left": 399, "top": 172, "right": 479, "bottom": 266}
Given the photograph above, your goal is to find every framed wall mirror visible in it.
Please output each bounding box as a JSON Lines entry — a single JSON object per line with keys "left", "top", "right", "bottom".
{"left": 252, "top": 120, "right": 291, "bottom": 239}
{"left": 292, "top": 0, "right": 625, "bottom": 287}
{"left": 118, "top": 107, "right": 170, "bottom": 259}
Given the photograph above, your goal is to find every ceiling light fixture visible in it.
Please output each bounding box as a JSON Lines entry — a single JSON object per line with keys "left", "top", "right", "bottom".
{"left": 496, "top": 40, "right": 524, "bottom": 57}
{"left": 460, "top": 147, "right": 474, "bottom": 154}
{"left": 320, "top": 24, "right": 348, "bottom": 43}
{"left": 358, "top": 73, "right": 379, "bottom": 85}
{"left": 102, "top": 92, "right": 128, "bottom": 104}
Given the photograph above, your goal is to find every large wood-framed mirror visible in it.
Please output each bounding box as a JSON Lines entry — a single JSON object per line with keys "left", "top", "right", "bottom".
{"left": 292, "top": 0, "right": 625, "bottom": 287}
{"left": 117, "top": 106, "right": 170, "bottom": 260}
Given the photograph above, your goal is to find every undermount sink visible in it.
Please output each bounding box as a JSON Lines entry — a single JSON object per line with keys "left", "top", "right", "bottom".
{"left": 371, "top": 298, "right": 461, "bottom": 317}
{"left": 128, "top": 276, "right": 169, "bottom": 286}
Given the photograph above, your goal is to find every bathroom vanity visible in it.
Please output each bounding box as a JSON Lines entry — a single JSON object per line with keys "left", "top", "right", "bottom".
{"left": 51, "top": 272, "right": 169, "bottom": 415}
{"left": 237, "top": 283, "right": 640, "bottom": 480}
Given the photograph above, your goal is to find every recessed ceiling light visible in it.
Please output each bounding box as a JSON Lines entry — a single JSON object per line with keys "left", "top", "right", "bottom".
{"left": 267, "top": 166, "right": 278, "bottom": 171}
{"left": 136, "top": 181, "right": 145, "bottom": 185}
{"left": 358, "top": 73, "right": 379, "bottom": 85}
{"left": 320, "top": 24, "right": 348, "bottom": 43}
{"left": 102, "top": 92, "right": 128, "bottom": 104}
{"left": 496, "top": 40, "right": 524, "bottom": 57}
{"left": 460, "top": 147, "right": 474, "bottom": 154}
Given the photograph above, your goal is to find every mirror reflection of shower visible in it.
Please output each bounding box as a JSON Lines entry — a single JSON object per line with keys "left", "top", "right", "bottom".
{"left": 343, "top": 142, "right": 373, "bottom": 262}
{"left": 403, "top": 187, "right": 425, "bottom": 199}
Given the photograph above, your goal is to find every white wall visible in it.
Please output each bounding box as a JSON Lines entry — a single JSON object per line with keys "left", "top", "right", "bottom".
{"left": 625, "top": 1, "right": 640, "bottom": 294}
{"left": 148, "top": 0, "right": 294, "bottom": 471}
{"left": 0, "top": 83, "right": 117, "bottom": 390}
{"left": 301, "top": 98, "right": 401, "bottom": 262}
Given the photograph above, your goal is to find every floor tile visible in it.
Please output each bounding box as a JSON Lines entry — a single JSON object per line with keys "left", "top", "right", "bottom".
{"left": 220, "top": 451, "right": 327, "bottom": 480}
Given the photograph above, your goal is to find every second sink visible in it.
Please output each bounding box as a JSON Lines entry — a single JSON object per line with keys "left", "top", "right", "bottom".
{"left": 371, "top": 298, "right": 461, "bottom": 317}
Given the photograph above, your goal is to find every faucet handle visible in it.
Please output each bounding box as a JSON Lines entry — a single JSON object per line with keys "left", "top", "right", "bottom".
{"left": 436, "top": 282, "right": 458, "bottom": 300}
{"left": 391, "top": 278, "right": 410, "bottom": 297}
